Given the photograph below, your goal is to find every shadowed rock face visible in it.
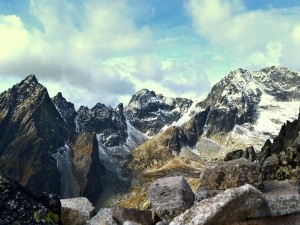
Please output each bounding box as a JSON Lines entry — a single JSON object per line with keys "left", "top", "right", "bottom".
{"left": 71, "top": 133, "right": 105, "bottom": 204}
{"left": 0, "top": 75, "right": 68, "bottom": 195}
{"left": 0, "top": 75, "right": 105, "bottom": 202}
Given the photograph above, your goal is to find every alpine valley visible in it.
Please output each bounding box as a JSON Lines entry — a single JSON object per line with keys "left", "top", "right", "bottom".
{"left": 1, "top": 65, "right": 300, "bottom": 212}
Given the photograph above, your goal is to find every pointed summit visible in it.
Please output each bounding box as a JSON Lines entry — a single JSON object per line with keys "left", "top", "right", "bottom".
{"left": 52, "top": 92, "right": 76, "bottom": 130}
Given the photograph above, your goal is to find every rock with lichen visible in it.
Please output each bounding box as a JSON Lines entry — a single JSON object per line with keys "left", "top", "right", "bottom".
{"left": 148, "top": 176, "right": 195, "bottom": 221}
{"left": 200, "top": 158, "right": 263, "bottom": 190}
{"left": 0, "top": 174, "right": 62, "bottom": 225}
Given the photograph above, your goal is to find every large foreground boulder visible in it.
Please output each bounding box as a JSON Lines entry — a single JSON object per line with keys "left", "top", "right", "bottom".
{"left": 251, "top": 181, "right": 300, "bottom": 218}
{"left": 170, "top": 184, "right": 264, "bottom": 225}
{"left": 61, "top": 197, "right": 95, "bottom": 225}
{"left": 148, "top": 176, "right": 195, "bottom": 221}
{"left": 200, "top": 158, "right": 262, "bottom": 190}
{"left": 0, "top": 174, "right": 62, "bottom": 225}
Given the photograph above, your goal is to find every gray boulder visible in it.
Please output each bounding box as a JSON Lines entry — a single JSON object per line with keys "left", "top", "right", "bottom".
{"left": 251, "top": 181, "right": 300, "bottom": 218}
{"left": 61, "top": 197, "right": 95, "bottom": 225}
{"left": 88, "top": 208, "right": 117, "bottom": 225}
{"left": 112, "top": 206, "right": 153, "bottom": 225}
{"left": 200, "top": 158, "right": 262, "bottom": 190}
{"left": 170, "top": 184, "right": 264, "bottom": 225}
{"left": 195, "top": 186, "right": 223, "bottom": 203}
{"left": 148, "top": 176, "right": 195, "bottom": 221}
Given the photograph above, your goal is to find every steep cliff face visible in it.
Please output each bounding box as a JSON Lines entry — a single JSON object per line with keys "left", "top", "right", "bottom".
{"left": 71, "top": 133, "right": 105, "bottom": 204}
{"left": 0, "top": 75, "right": 67, "bottom": 195}
{"left": 125, "top": 89, "right": 193, "bottom": 136}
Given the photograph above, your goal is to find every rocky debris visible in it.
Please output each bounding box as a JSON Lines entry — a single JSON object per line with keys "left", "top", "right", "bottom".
{"left": 112, "top": 206, "right": 153, "bottom": 225}
{"left": 200, "top": 158, "right": 263, "bottom": 190}
{"left": 0, "top": 174, "right": 62, "bottom": 225}
{"left": 251, "top": 181, "right": 300, "bottom": 218}
{"left": 148, "top": 176, "right": 195, "bottom": 221}
{"left": 224, "top": 147, "right": 257, "bottom": 162}
{"left": 195, "top": 186, "right": 223, "bottom": 203}
{"left": 88, "top": 208, "right": 118, "bottom": 225}
{"left": 125, "top": 89, "right": 192, "bottom": 136}
{"left": 170, "top": 184, "right": 264, "bottom": 225}
{"left": 61, "top": 197, "right": 95, "bottom": 225}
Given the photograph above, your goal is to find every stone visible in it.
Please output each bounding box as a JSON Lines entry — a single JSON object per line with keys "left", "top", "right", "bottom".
{"left": 112, "top": 206, "right": 153, "bottom": 225}
{"left": 123, "top": 221, "right": 143, "bottom": 225}
{"left": 261, "top": 154, "right": 280, "bottom": 181}
{"left": 0, "top": 174, "right": 62, "bottom": 225}
{"left": 251, "top": 181, "right": 300, "bottom": 218}
{"left": 170, "top": 184, "right": 264, "bottom": 225}
{"left": 88, "top": 208, "right": 118, "bottom": 225}
{"left": 148, "top": 176, "right": 195, "bottom": 221}
{"left": 61, "top": 197, "right": 95, "bottom": 225}
{"left": 224, "top": 149, "right": 244, "bottom": 161}
{"left": 195, "top": 186, "right": 223, "bottom": 202}
{"left": 200, "top": 158, "right": 263, "bottom": 190}
{"left": 234, "top": 214, "right": 300, "bottom": 225}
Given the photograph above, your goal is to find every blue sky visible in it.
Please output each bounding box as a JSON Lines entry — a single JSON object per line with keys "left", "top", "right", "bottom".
{"left": 0, "top": 0, "right": 300, "bottom": 108}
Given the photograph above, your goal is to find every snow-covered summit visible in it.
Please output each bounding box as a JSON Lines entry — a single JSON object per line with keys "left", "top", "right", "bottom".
{"left": 125, "top": 88, "right": 193, "bottom": 136}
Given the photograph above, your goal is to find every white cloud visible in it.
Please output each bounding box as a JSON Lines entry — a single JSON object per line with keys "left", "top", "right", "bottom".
{"left": 186, "top": 0, "right": 300, "bottom": 70}
{"left": 0, "top": 0, "right": 154, "bottom": 108}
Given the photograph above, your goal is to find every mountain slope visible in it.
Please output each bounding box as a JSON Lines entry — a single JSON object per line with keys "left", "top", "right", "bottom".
{"left": 0, "top": 75, "right": 67, "bottom": 194}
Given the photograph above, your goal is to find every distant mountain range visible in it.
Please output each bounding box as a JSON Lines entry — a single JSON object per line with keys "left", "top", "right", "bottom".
{"left": 0, "top": 65, "right": 300, "bottom": 204}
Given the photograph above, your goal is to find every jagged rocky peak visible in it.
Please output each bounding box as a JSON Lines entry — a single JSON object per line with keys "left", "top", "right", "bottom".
{"left": 75, "top": 102, "right": 127, "bottom": 147}
{"left": 52, "top": 92, "right": 77, "bottom": 130}
{"left": 0, "top": 74, "right": 68, "bottom": 195}
{"left": 125, "top": 88, "right": 193, "bottom": 136}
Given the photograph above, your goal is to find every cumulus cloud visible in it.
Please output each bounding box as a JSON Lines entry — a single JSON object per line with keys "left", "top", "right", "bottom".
{"left": 0, "top": 0, "right": 154, "bottom": 108}
{"left": 186, "top": 0, "right": 300, "bottom": 70}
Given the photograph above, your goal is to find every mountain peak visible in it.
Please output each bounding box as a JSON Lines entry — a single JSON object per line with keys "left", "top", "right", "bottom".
{"left": 23, "top": 74, "right": 38, "bottom": 84}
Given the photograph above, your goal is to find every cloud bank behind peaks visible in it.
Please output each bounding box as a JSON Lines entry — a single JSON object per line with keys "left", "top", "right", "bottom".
{"left": 186, "top": 0, "right": 300, "bottom": 70}
{"left": 0, "top": 0, "right": 154, "bottom": 108}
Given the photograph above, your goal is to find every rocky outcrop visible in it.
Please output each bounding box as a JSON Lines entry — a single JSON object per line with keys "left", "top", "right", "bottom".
{"left": 76, "top": 103, "right": 127, "bottom": 147}
{"left": 224, "top": 146, "right": 257, "bottom": 162}
{"left": 258, "top": 113, "right": 300, "bottom": 182}
{"left": 200, "top": 158, "right": 263, "bottom": 190}
{"left": 61, "top": 197, "right": 95, "bottom": 225}
{"left": 69, "top": 133, "right": 105, "bottom": 204}
{"left": 125, "top": 89, "right": 192, "bottom": 136}
{"left": 0, "top": 75, "right": 67, "bottom": 195}
{"left": 170, "top": 184, "right": 264, "bottom": 225}
{"left": 148, "top": 176, "right": 195, "bottom": 221}
{"left": 0, "top": 174, "right": 62, "bottom": 225}
{"left": 52, "top": 92, "right": 77, "bottom": 131}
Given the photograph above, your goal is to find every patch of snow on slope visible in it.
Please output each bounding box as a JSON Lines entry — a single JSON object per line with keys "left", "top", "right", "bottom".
{"left": 53, "top": 144, "right": 78, "bottom": 198}
{"left": 172, "top": 97, "right": 206, "bottom": 127}
{"left": 97, "top": 119, "right": 148, "bottom": 180}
